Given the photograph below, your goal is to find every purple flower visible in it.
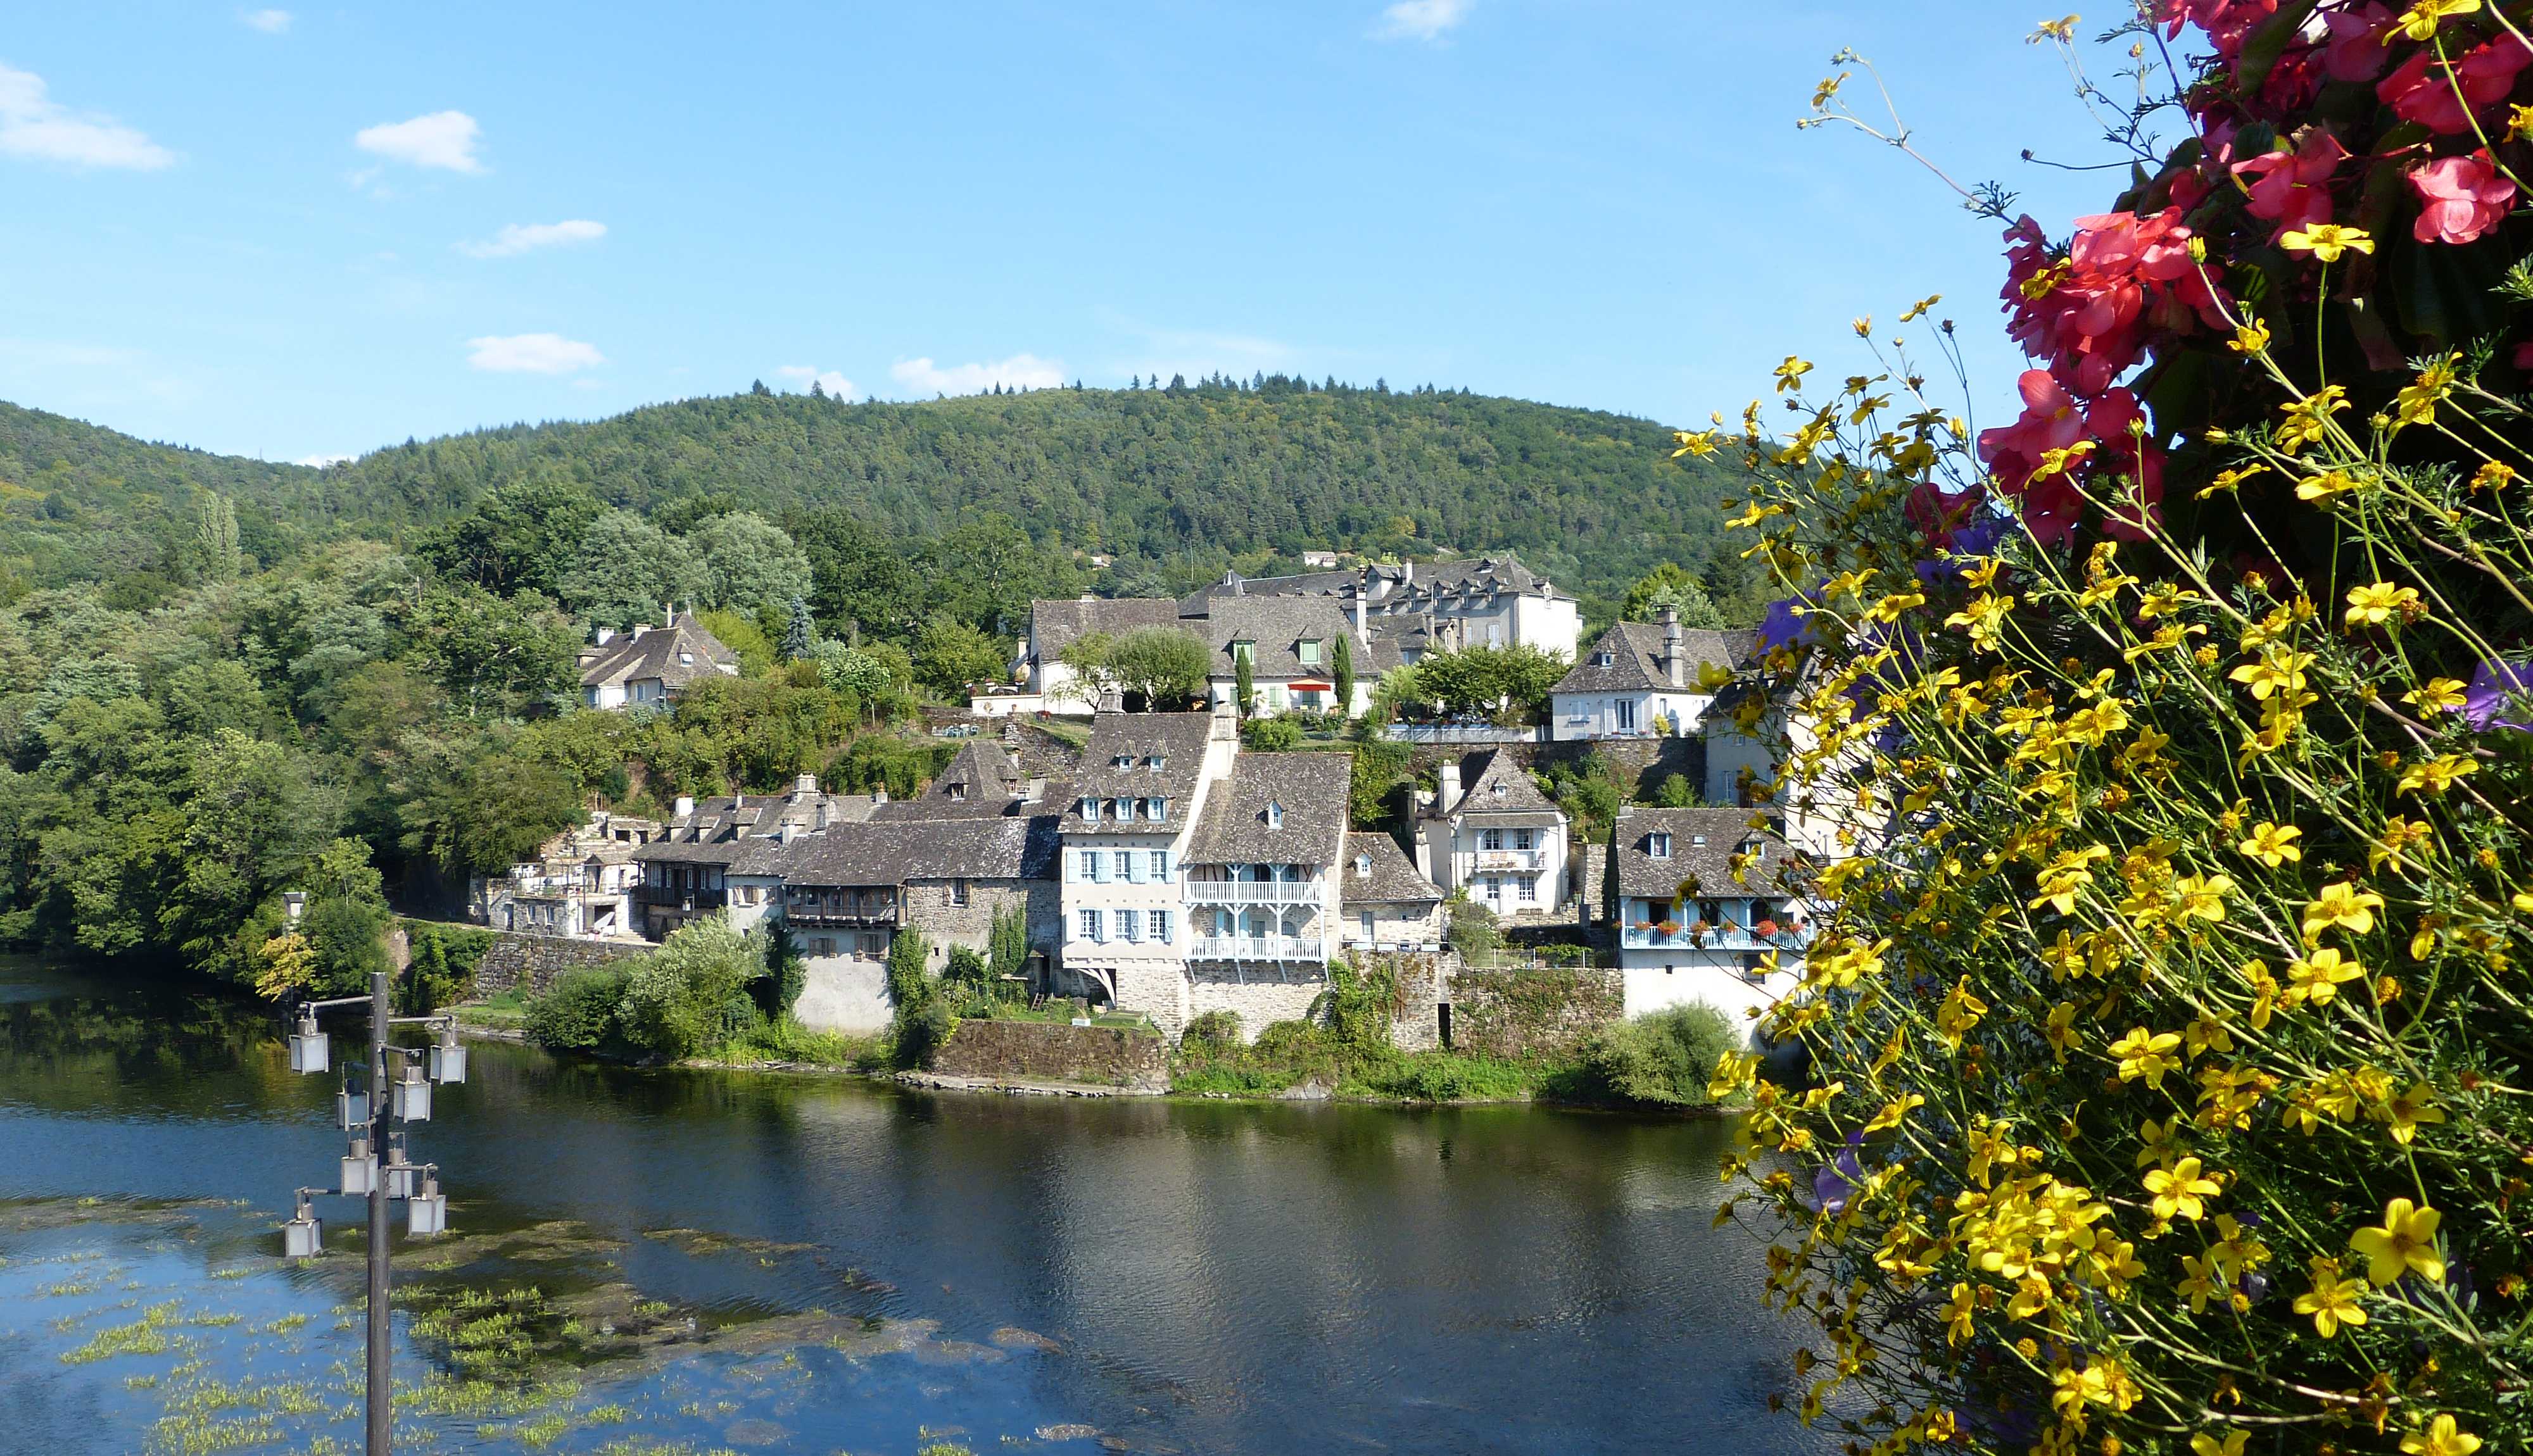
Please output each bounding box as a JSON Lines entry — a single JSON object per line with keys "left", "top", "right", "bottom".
{"left": 1757, "top": 591, "right": 1823, "bottom": 654}
{"left": 2462, "top": 659, "right": 2533, "bottom": 733}
{"left": 1808, "top": 1130, "right": 1866, "bottom": 1216}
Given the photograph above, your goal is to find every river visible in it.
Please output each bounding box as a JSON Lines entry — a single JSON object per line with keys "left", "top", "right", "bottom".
{"left": 0, "top": 961, "right": 1828, "bottom": 1455}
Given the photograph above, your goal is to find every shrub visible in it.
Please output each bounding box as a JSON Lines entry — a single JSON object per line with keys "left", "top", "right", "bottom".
{"left": 1181, "top": 1009, "right": 1243, "bottom": 1048}
{"left": 1575, "top": 1003, "right": 1735, "bottom": 1108}
{"left": 1241, "top": 714, "right": 1303, "bottom": 750}
{"left": 614, "top": 916, "right": 766, "bottom": 1059}
{"left": 400, "top": 920, "right": 494, "bottom": 1014}
{"left": 1710, "top": 15, "right": 2533, "bottom": 1454}
{"left": 1650, "top": 772, "right": 1696, "bottom": 808}
{"left": 1444, "top": 900, "right": 1500, "bottom": 957}
{"left": 526, "top": 966, "right": 630, "bottom": 1053}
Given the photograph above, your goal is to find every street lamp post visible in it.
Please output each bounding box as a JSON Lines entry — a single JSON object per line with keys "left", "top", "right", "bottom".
{"left": 284, "top": 961, "right": 467, "bottom": 1456}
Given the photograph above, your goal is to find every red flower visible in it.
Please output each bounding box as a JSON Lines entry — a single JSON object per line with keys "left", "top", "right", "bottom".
{"left": 2410, "top": 151, "right": 2517, "bottom": 244}
{"left": 2085, "top": 391, "right": 2167, "bottom": 541}
{"left": 2320, "top": 1, "right": 2396, "bottom": 82}
{"left": 2232, "top": 129, "right": 2347, "bottom": 241}
{"left": 2379, "top": 35, "right": 2531, "bottom": 135}
{"left": 1978, "top": 370, "right": 2088, "bottom": 493}
{"left": 1976, "top": 375, "right": 2163, "bottom": 545}
{"left": 2156, "top": 0, "right": 2282, "bottom": 61}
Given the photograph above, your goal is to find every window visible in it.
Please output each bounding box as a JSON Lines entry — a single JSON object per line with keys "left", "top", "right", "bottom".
{"left": 1152, "top": 910, "right": 1173, "bottom": 944}
{"left": 1080, "top": 909, "right": 1104, "bottom": 943}
{"left": 1484, "top": 876, "right": 1502, "bottom": 902}
{"left": 1355, "top": 853, "right": 1370, "bottom": 875}
{"left": 947, "top": 783, "right": 967, "bottom": 801}
{"left": 1481, "top": 828, "right": 1504, "bottom": 851}
{"left": 1361, "top": 910, "right": 1376, "bottom": 939}
{"left": 859, "top": 933, "right": 885, "bottom": 957}
{"left": 1150, "top": 850, "right": 1170, "bottom": 880}
{"left": 1087, "top": 851, "right": 1108, "bottom": 883}
{"left": 1231, "top": 640, "right": 1255, "bottom": 664}
{"left": 1298, "top": 639, "right": 1322, "bottom": 666}
{"left": 1145, "top": 796, "right": 1165, "bottom": 821}
{"left": 1593, "top": 650, "right": 1615, "bottom": 667}
{"left": 1112, "top": 754, "right": 1133, "bottom": 769}
{"left": 1519, "top": 875, "right": 1538, "bottom": 903}
{"left": 1614, "top": 700, "right": 1636, "bottom": 732}
{"left": 1112, "top": 798, "right": 1132, "bottom": 821}
{"left": 951, "top": 879, "right": 970, "bottom": 907}
{"left": 816, "top": 937, "right": 836, "bottom": 956}
{"left": 1079, "top": 798, "right": 1100, "bottom": 823}
{"left": 1119, "top": 909, "right": 1141, "bottom": 943}
{"left": 1514, "top": 829, "right": 1533, "bottom": 851}
{"left": 1146, "top": 754, "right": 1166, "bottom": 771}
{"left": 1266, "top": 801, "right": 1284, "bottom": 831}
{"left": 1648, "top": 832, "right": 1672, "bottom": 859}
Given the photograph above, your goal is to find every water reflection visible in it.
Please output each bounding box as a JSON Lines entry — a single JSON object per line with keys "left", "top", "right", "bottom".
{"left": 0, "top": 963, "right": 1827, "bottom": 1453}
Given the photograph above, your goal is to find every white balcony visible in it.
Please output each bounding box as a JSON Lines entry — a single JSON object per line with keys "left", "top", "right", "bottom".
{"left": 1183, "top": 880, "right": 1321, "bottom": 905}
{"left": 1620, "top": 924, "right": 1811, "bottom": 953}
{"left": 1471, "top": 850, "right": 1546, "bottom": 872}
{"left": 1187, "top": 936, "right": 1325, "bottom": 962}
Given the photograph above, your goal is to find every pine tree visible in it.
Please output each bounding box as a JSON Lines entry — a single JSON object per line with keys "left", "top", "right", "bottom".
{"left": 1234, "top": 650, "right": 1254, "bottom": 719}
{"left": 780, "top": 596, "right": 815, "bottom": 660}
{"left": 194, "top": 491, "right": 241, "bottom": 584}
{"left": 1333, "top": 632, "right": 1355, "bottom": 716}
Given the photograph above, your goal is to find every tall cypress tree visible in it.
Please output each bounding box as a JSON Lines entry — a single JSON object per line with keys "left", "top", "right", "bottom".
{"left": 1333, "top": 633, "right": 1355, "bottom": 717}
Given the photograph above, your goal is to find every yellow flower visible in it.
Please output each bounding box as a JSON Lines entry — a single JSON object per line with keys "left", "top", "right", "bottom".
{"left": 2392, "top": 354, "right": 2460, "bottom": 430}
{"left": 1861, "top": 1093, "right": 1924, "bottom": 1133}
{"left": 2296, "top": 467, "right": 2365, "bottom": 499}
{"left": 2227, "top": 319, "right": 2270, "bottom": 355}
{"left": 1774, "top": 356, "right": 1814, "bottom": 394}
{"left": 2389, "top": 0, "right": 2482, "bottom": 44}
{"left": 2344, "top": 581, "right": 2420, "bottom": 629}
{"left": 2197, "top": 463, "right": 2268, "bottom": 499}
{"left": 2350, "top": 1198, "right": 2444, "bottom": 1286}
{"left": 1900, "top": 294, "right": 1942, "bottom": 322}
{"left": 2237, "top": 821, "right": 2302, "bottom": 868}
{"left": 1670, "top": 429, "right": 1722, "bottom": 459}
{"left": 2380, "top": 1082, "right": 2446, "bottom": 1145}
{"left": 2281, "top": 223, "right": 2373, "bottom": 261}
{"left": 2178, "top": 1254, "right": 2225, "bottom": 1314}
{"left": 2175, "top": 872, "right": 2233, "bottom": 922}
{"left": 2406, "top": 677, "right": 2470, "bottom": 713}
{"left": 2143, "top": 1155, "right": 2221, "bottom": 1221}
{"left": 2192, "top": 1431, "right": 2249, "bottom": 1456}
{"left": 2229, "top": 647, "right": 2313, "bottom": 700}
{"left": 2398, "top": 754, "right": 2477, "bottom": 796}
{"left": 2303, "top": 882, "right": 2385, "bottom": 940}
{"left": 1942, "top": 1281, "right": 1976, "bottom": 1345}
{"left": 2044, "top": 1001, "right": 2079, "bottom": 1062}
{"left": 2109, "top": 1026, "right": 2183, "bottom": 1088}
{"left": 2370, "top": 817, "right": 2437, "bottom": 873}
{"left": 2291, "top": 1257, "right": 2370, "bottom": 1337}
{"left": 2469, "top": 460, "right": 2520, "bottom": 493}
{"left": 2287, "top": 947, "right": 2365, "bottom": 1006}
{"left": 2401, "top": 1413, "right": 2484, "bottom": 1456}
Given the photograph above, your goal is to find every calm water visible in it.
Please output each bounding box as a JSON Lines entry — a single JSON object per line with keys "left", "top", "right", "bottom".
{"left": 0, "top": 962, "right": 1825, "bottom": 1455}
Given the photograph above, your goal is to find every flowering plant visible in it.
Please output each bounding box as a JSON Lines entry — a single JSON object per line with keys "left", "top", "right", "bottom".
{"left": 1699, "top": 6, "right": 2533, "bottom": 1455}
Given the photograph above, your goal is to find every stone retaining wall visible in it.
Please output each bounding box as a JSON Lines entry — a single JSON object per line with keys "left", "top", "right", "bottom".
{"left": 1447, "top": 965, "right": 1622, "bottom": 1060}
{"left": 469, "top": 931, "right": 650, "bottom": 999}
{"left": 930, "top": 1019, "right": 1170, "bottom": 1090}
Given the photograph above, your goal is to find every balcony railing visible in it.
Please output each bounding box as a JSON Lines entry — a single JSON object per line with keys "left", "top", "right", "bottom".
{"left": 637, "top": 885, "right": 724, "bottom": 910}
{"left": 1620, "top": 924, "right": 1810, "bottom": 952}
{"left": 1472, "top": 850, "right": 1546, "bottom": 872}
{"left": 785, "top": 907, "right": 895, "bottom": 927}
{"left": 1186, "top": 936, "right": 1325, "bottom": 962}
{"left": 1183, "top": 881, "right": 1321, "bottom": 904}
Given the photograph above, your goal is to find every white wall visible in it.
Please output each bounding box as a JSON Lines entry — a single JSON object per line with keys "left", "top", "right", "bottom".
{"left": 793, "top": 958, "right": 894, "bottom": 1034}
{"left": 1450, "top": 821, "right": 1567, "bottom": 913}
{"left": 1617, "top": 960, "right": 1795, "bottom": 1040}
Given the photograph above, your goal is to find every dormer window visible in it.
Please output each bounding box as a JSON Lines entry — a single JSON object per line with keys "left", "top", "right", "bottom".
{"left": 1145, "top": 797, "right": 1166, "bottom": 821}
{"left": 1593, "top": 651, "right": 1615, "bottom": 667}
{"left": 1298, "top": 639, "right": 1322, "bottom": 666}
{"left": 947, "top": 783, "right": 968, "bottom": 802}
{"left": 1648, "top": 832, "right": 1673, "bottom": 859}
{"left": 1146, "top": 755, "right": 1166, "bottom": 771}
{"left": 1079, "top": 798, "right": 1100, "bottom": 822}
{"left": 1266, "top": 801, "right": 1284, "bottom": 830}
{"left": 1231, "top": 639, "right": 1256, "bottom": 664}
{"left": 679, "top": 652, "right": 695, "bottom": 665}
{"left": 1490, "top": 782, "right": 1507, "bottom": 797}
{"left": 1692, "top": 834, "right": 1708, "bottom": 847}
{"left": 1112, "top": 754, "right": 1133, "bottom": 769}
{"left": 1111, "top": 798, "right": 1132, "bottom": 821}
{"left": 1355, "top": 853, "right": 1372, "bottom": 876}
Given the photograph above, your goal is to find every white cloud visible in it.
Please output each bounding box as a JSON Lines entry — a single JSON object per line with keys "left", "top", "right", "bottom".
{"left": 776, "top": 365, "right": 859, "bottom": 398}
{"left": 888, "top": 353, "right": 1064, "bottom": 396}
{"left": 0, "top": 63, "right": 175, "bottom": 170}
{"left": 242, "top": 9, "right": 291, "bottom": 33}
{"left": 1374, "top": 0, "right": 1469, "bottom": 41}
{"left": 355, "top": 111, "right": 483, "bottom": 173}
{"left": 294, "top": 452, "right": 353, "bottom": 468}
{"left": 458, "top": 218, "right": 606, "bottom": 258}
{"left": 466, "top": 332, "right": 603, "bottom": 374}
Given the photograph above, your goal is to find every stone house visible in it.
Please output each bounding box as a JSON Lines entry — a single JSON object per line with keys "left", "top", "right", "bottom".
{"left": 1337, "top": 831, "right": 1446, "bottom": 952}
{"left": 1415, "top": 749, "right": 1572, "bottom": 920}
{"left": 473, "top": 810, "right": 664, "bottom": 940}
{"left": 578, "top": 613, "right": 742, "bottom": 710}
{"left": 1603, "top": 805, "right": 1812, "bottom": 1029}
{"left": 629, "top": 775, "right": 845, "bottom": 939}
{"left": 1198, "top": 596, "right": 1402, "bottom": 719}
{"left": 1175, "top": 751, "right": 1356, "bottom": 1035}
{"left": 1056, "top": 712, "right": 1237, "bottom": 1021}
{"left": 1548, "top": 606, "right": 1754, "bottom": 741}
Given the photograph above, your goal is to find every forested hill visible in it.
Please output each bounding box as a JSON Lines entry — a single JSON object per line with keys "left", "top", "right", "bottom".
{"left": 0, "top": 377, "right": 1749, "bottom": 606}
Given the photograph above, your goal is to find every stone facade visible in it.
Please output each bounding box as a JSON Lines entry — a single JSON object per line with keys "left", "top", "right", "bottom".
{"left": 899, "top": 877, "right": 1059, "bottom": 974}
{"left": 469, "top": 931, "right": 651, "bottom": 999}
{"left": 1375, "top": 950, "right": 1454, "bottom": 1053}
{"left": 930, "top": 1019, "right": 1170, "bottom": 1090}
{"left": 1185, "top": 967, "right": 1327, "bottom": 1041}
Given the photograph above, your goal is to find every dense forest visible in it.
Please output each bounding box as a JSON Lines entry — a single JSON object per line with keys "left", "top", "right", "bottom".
{"left": 0, "top": 375, "right": 1754, "bottom": 617}
{"left": 0, "top": 376, "right": 1757, "bottom": 991}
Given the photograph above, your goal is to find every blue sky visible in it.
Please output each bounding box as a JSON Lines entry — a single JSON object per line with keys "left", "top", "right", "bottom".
{"left": 1, "top": 3, "right": 2163, "bottom": 463}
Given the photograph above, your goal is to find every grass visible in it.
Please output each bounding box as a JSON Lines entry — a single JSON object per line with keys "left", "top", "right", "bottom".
{"left": 60, "top": 1299, "right": 181, "bottom": 1364}
{"left": 455, "top": 991, "right": 530, "bottom": 1031}
{"left": 693, "top": 1016, "right": 888, "bottom": 1070}
{"left": 1170, "top": 1028, "right": 1553, "bottom": 1101}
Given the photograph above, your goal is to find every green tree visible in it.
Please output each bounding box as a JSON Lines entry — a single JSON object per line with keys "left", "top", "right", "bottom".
{"left": 1234, "top": 648, "right": 1254, "bottom": 718}
{"left": 912, "top": 617, "right": 1006, "bottom": 698}
{"left": 1106, "top": 625, "right": 1208, "bottom": 710}
{"left": 1620, "top": 564, "right": 1727, "bottom": 627}
{"left": 558, "top": 509, "right": 706, "bottom": 629}
{"left": 1332, "top": 632, "right": 1355, "bottom": 713}
{"left": 987, "top": 904, "right": 1029, "bottom": 986}
{"left": 780, "top": 596, "right": 815, "bottom": 661}
{"left": 392, "top": 728, "right": 586, "bottom": 874}
{"left": 194, "top": 492, "right": 241, "bottom": 584}
{"left": 616, "top": 915, "right": 764, "bottom": 1058}
{"left": 405, "top": 584, "right": 580, "bottom": 716}
{"left": 1651, "top": 772, "right": 1698, "bottom": 807}
{"left": 417, "top": 474, "right": 602, "bottom": 598}
{"left": 686, "top": 511, "right": 812, "bottom": 617}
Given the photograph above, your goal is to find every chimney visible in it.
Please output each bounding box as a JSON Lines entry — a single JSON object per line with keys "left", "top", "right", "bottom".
{"left": 1437, "top": 760, "right": 1462, "bottom": 813}
{"left": 1351, "top": 586, "right": 1367, "bottom": 640}
{"left": 1662, "top": 603, "right": 1684, "bottom": 687}
{"left": 814, "top": 801, "right": 831, "bottom": 831}
{"left": 874, "top": 786, "right": 889, "bottom": 805}
{"left": 778, "top": 822, "right": 800, "bottom": 844}
{"left": 793, "top": 772, "right": 818, "bottom": 799}
{"left": 732, "top": 793, "right": 744, "bottom": 809}
{"left": 1078, "top": 591, "right": 1096, "bottom": 603}
{"left": 633, "top": 622, "right": 654, "bottom": 639}
{"left": 593, "top": 626, "right": 616, "bottom": 646}
{"left": 673, "top": 794, "right": 695, "bottom": 819}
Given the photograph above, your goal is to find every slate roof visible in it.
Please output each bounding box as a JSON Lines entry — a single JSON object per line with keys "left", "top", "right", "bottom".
{"left": 765, "top": 815, "right": 1059, "bottom": 887}
{"left": 578, "top": 615, "right": 740, "bottom": 692}
{"left": 1443, "top": 749, "right": 1562, "bottom": 819}
{"left": 1337, "top": 830, "right": 1443, "bottom": 906}
{"left": 1202, "top": 597, "right": 1401, "bottom": 679}
{"left": 1374, "top": 555, "right": 1574, "bottom": 606}
{"left": 1070, "top": 713, "right": 1217, "bottom": 824}
{"left": 631, "top": 838, "right": 749, "bottom": 867}
{"left": 1607, "top": 806, "right": 1796, "bottom": 900}
{"left": 1186, "top": 568, "right": 1363, "bottom": 606}
{"left": 1027, "top": 598, "right": 1187, "bottom": 660}
{"left": 1184, "top": 752, "right": 1352, "bottom": 867}
{"left": 1553, "top": 622, "right": 1756, "bottom": 695}
{"left": 870, "top": 740, "right": 1033, "bottom": 820}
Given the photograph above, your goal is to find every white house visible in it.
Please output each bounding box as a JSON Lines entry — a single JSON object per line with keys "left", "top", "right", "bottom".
{"left": 578, "top": 614, "right": 742, "bottom": 710}
{"left": 1605, "top": 806, "right": 1812, "bottom": 1029}
{"left": 1549, "top": 608, "right": 1753, "bottom": 741}
{"left": 1056, "top": 713, "right": 1238, "bottom": 1029}
{"left": 1415, "top": 750, "right": 1572, "bottom": 919}
{"left": 1175, "top": 751, "right": 1357, "bottom": 1032}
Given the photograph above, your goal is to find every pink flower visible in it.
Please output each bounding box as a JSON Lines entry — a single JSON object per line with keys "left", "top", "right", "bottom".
{"left": 1978, "top": 370, "right": 2088, "bottom": 495}
{"left": 2320, "top": 2, "right": 2397, "bottom": 82}
{"left": 2411, "top": 152, "right": 2517, "bottom": 244}
{"left": 2085, "top": 391, "right": 2167, "bottom": 541}
{"left": 2232, "top": 129, "right": 2347, "bottom": 241}
{"left": 2156, "top": 0, "right": 2283, "bottom": 61}
{"left": 1976, "top": 376, "right": 2163, "bottom": 544}
{"left": 2379, "top": 35, "right": 2532, "bottom": 135}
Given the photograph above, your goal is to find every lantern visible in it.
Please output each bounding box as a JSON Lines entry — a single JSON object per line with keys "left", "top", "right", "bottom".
{"left": 337, "top": 1087, "right": 370, "bottom": 1131}
{"left": 407, "top": 1171, "right": 446, "bottom": 1236}
{"left": 287, "top": 1010, "right": 328, "bottom": 1074}
{"left": 427, "top": 1023, "right": 466, "bottom": 1085}
{"left": 339, "top": 1136, "right": 377, "bottom": 1196}
{"left": 282, "top": 1192, "right": 322, "bottom": 1257}
{"left": 391, "top": 1064, "right": 431, "bottom": 1122}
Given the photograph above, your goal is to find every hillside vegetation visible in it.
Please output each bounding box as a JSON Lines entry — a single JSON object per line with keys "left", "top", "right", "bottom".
{"left": 0, "top": 377, "right": 1753, "bottom": 612}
